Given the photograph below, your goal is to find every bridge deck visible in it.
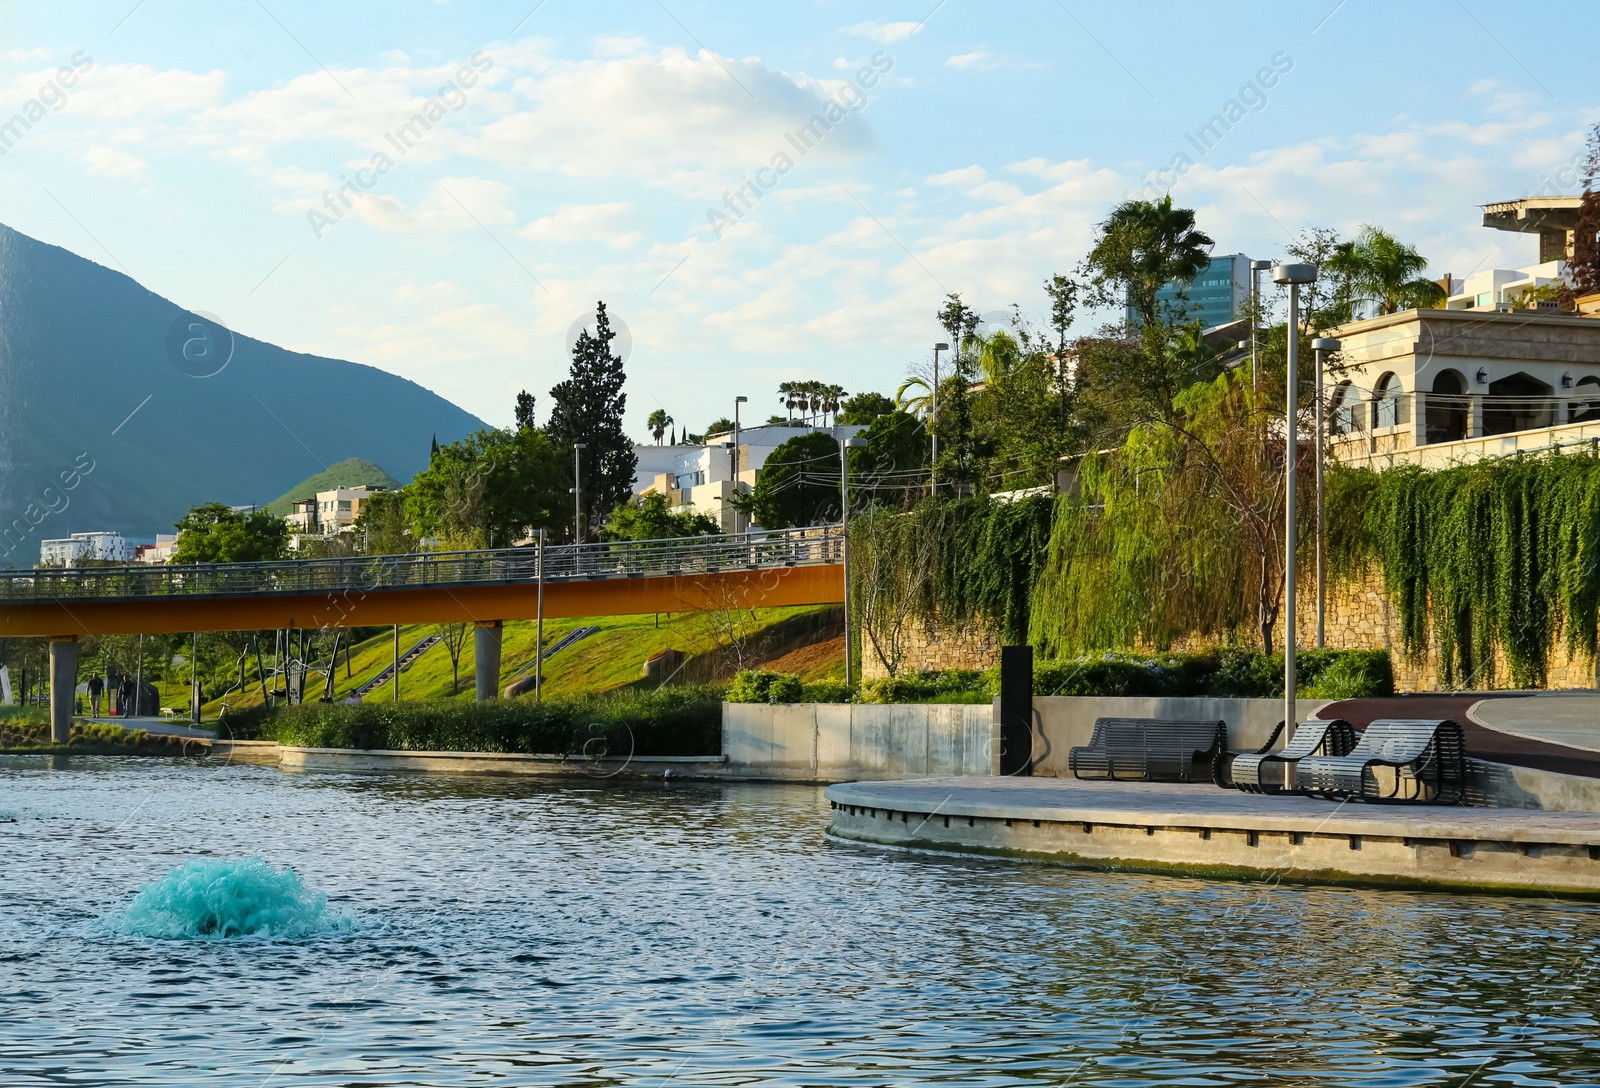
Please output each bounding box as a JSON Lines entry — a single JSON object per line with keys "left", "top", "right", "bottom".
{"left": 0, "top": 530, "right": 845, "bottom": 636}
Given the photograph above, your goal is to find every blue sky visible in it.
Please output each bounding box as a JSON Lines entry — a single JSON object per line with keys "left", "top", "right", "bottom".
{"left": 1, "top": 0, "right": 1594, "bottom": 440}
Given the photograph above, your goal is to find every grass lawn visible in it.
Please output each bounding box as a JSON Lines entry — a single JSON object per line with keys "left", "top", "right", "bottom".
{"left": 204, "top": 604, "right": 843, "bottom": 717}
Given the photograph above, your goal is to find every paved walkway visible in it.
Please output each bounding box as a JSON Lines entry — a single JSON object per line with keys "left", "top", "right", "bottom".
{"left": 1322, "top": 694, "right": 1600, "bottom": 779}
{"left": 828, "top": 776, "right": 1600, "bottom": 843}
{"left": 81, "top": 716, "right": 216, "bottom": 740}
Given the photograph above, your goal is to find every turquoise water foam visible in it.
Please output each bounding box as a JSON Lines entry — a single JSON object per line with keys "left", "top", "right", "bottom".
{"left": 108, "top": 857, "right": 356, "bottom": 939}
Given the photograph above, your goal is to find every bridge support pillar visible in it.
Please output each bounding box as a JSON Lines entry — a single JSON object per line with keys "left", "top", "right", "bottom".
{"left": 49, "top": 636, "right": 77, "bottom": 744}
{"left": 474, "top": 621, "right": 503, "bottom": 702}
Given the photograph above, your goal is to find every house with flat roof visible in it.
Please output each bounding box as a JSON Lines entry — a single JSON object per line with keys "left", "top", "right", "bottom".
{"left": 39, "top": 531, "right": 132, "bottom": 567}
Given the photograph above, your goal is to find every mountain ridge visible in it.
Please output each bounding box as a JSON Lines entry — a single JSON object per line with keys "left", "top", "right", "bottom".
{"left": 0, "top": 223, "right": 485, "bottom": 553}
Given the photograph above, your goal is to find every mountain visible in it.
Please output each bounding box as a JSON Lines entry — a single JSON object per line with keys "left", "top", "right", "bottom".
{"left": 0, "top": 224, "right": 485, "bottom": 552}
{"left": 263, "top": 458, "right": 403, "bottom": 517}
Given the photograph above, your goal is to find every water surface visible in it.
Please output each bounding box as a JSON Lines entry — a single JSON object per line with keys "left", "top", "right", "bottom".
{"left": 3, "top": 755, "right": 1599, "bottom": 1085}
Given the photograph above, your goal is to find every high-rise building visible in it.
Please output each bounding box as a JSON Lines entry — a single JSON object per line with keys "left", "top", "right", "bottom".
{"left": 1128, "top": 252, "right": 1254, "bottom": 330}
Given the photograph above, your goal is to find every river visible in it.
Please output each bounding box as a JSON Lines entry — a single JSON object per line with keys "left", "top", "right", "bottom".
{"left": 3, "top": 755, "right": 1599, "bottom": 1085}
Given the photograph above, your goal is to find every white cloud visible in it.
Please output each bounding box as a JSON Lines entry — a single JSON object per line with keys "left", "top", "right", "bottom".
{"left": 79, "top": 144, "right": 150, "bottom": 181}
{"left": 945, "top": 51, "right": 995, "bottom": 71}
{"left": 517, "top": 202, "right": 641, "bottom": 248}
{"left": 841, "top": 21, "right": 922, "bottom": 44}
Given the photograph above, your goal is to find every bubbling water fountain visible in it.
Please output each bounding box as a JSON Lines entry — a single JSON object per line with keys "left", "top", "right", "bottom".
{"left": 108, "top": 857, "right": 356, "bottom": 939}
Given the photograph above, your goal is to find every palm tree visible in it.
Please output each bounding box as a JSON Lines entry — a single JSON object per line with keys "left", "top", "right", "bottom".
{"left": 821, "top": 383, "right": 847, "bottom": 426}
{"left": 1086, "top": 195, "right": 1214, "bottom": 328}
{"left": 975, "top": 329, "right": 1023, "bottom": 389}
{"left": 647, "top": 409, "right": 672, "bottom": 445}
{"left": 1324, "top": 225, "right": 1446, "bottom": 317}
{"left": 777, "top": 381, "right": 798, "bottom": 423}
{"left": 895, "top": 375, "right": 933, "bottom": 418}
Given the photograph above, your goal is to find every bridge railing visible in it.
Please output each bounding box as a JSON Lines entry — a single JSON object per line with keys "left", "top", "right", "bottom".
{"left": 0, "top": 527, "right": 844, "bottom": 603}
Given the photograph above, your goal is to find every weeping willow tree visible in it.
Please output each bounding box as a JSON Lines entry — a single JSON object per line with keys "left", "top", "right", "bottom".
{"left": 1336, "top": 455, "right": 1600, "bottom": 689}
{"left": 1030, "top": 367, "right": 1312, "bottom": 656}
{"left": 849, "top": 496, "right": 1054, "bottom": 673}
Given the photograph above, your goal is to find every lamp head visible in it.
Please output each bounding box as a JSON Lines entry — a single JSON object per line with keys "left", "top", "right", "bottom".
{"left": 1272, "top": 263, "right": 1318, "bottom": 285}
{"left": 1250, "top": 258, "right": 1273, "bottom": 271}
{"left": 1311, "top": 338, "right": 1341, "bottom": 352}
{"left": 933, "top": 342, "right": 950, "bottom": 351}
{"left": 843, "top": 437, "right": 867, "bottom": 449}
{"left": 735, "top": 395, "right": 748, "bottom": 404}
{"left": 574, "top": 442, "right": 587, "bottom": 450}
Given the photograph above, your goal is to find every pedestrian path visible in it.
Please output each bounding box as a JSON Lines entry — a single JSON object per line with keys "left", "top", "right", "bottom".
{"left": 81, "top": 715, "right": 216, "bottom": 739}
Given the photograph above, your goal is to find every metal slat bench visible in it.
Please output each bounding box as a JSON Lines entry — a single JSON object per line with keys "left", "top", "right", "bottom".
{"left": 1228, "top": 718, "right": 1358, "bottom": 794}
{"left": 1068, "top": 718, "right": 1227, "bottom": 784}
{"left": 1296, "top": 718, "right": 1467, "bottom": 804}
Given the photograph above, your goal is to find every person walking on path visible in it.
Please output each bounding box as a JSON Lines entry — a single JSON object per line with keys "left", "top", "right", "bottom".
{"left": 118, "top": 674, "right": 136, "bottom": 718}
{"left": 87, "top": 673, "right": 104, "bottom": 717}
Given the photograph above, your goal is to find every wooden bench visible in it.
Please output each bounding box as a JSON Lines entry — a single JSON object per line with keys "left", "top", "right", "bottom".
{"left": 1296, "top": 719, "right": 1467, "bottom": 804}
{"left": 1069, "top": 718, "right": 1227, "bottom": 784}
{"left": 1228, "top": 719, "right": 1358, "bottom": 794}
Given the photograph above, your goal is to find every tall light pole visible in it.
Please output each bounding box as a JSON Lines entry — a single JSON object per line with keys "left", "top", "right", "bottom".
{"left": 720, "top": 440, "right": 736, "bottom": 532}
{"left": 535, "top": 527, "right": 545, "bottom": 703}
{"left": 572, "top": 442, "right": 586, "bottom": 543}
{"left": 1274, "top": 263, "right": 1318, "bottom": 736}
{"left": 1249, "top": 258, "right": 1272, "bottom": 392}
{"left": 840, "top": 435, "right": 868, "bottom": 686}
{"left": 1311, "top": 337, "right": 1341, "bottom": 650}
{"left": 931, "top": 342, "right": 949, "bottom": 495}
{"left": 733, "top": 395, "right": 748, "bottom": 531}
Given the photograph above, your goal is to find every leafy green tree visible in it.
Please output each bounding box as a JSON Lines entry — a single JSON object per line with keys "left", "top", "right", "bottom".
{"left": 1323, "top": 225, "right": 1446, "bottom": 316}
{"left": 849, "top": 410, "right": 928, "bottom": 508}
{"left": 514, "top": 390, "right": 537, "bottom": 431}
{"left": 407, "top": 427, "right": 564, "bottom": 549}
{"left": 173, "top": 502, "right": 290, "bottom": 563}
{"left": 353, "top": 488, "right": 414, "bottom": 555}
{"left": 647, "top": 409, "right": 673, "bottom": 444}
{"left": 738, "top": 430, "right": 841, "bottom": 529}
{"left": 601, "top": 492, "right": 719, "bottom": 541}
{"left": 839, "top": 391, "right": 894, "bottom": 425}
{"left": 704, "top": 417, "right": 736, "bottom": 438}
{"left": 545, "top": 301, "right": 636, "bottom": 541}
{"left": 1084, "top": 195, "right": 1214, "bottom": 329}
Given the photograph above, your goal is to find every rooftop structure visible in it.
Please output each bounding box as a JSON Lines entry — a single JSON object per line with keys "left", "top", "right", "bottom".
{"left": 38, "top": 531, "right": 132, "bottom": 568}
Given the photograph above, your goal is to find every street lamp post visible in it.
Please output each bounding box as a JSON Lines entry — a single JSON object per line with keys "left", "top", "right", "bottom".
{"left": 733, "top": 395, "right": 748, "bottom": 531}
{"left": 721, "top": 440, "right": 736, "bottom": 532}
{"left": 572, "top": 443, "right": 586, "bottom": 543}
{"left": 931, "top": 342, "right": 949, "bottom": 495}
{"left": 1250, "top": 258, "right": 1272, "bottom": 393}
{"left": 1273, "top": 263, "right": 1317, "bottom": 740}
{"left": 1311, "top": 337, "right": 1341, "bottom": 650}
{"left": 840, "top": 435, "right": 868, "bottom": 687}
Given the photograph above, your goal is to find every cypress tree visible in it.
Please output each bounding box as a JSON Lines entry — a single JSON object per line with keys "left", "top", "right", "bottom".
{"left": 546, "top": 301, "right": 636, "bottom": 541}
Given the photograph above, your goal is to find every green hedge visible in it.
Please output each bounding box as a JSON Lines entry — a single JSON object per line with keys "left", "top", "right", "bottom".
{"left": 727, "top": 649, "right": 1393, "bottom": 705}
{"left": 265, "top": 685, "right": 723, "bottom": 756}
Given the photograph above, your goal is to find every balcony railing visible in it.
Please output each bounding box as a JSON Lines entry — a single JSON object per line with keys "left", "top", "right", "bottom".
{"left": 0, "top": 527, "right": 844, "bottom": 603}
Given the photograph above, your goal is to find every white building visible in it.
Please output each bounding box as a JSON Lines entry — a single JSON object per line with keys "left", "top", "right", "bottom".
{"left": 285, "top": 485, "right": 388, "bottom": 544}
{"left": 1440, "top": 197, "right": 1580, "bottom": 312}
{"left": 135, "top": 534, "right": 180, "bottom": 565}
{"left": 635, "top": 423, "right": 866, "bottom": 531}
{"left": 39, "top": 531, "right": 132, "bottom": 567}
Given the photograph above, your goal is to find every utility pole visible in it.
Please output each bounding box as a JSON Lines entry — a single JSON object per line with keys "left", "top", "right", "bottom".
{"left": 1311, "top": 337, "right": 1341, "bottom": 649}
{"left": 572, "top": 443, "right": 586, "bottom": 544}
{"left": 535, "top": 528, "right": 545, "bottom": 703}
{"left": 1274, "top": 263, "right": 1317, "bottom": 738}
{"left": 931, "top": 341, "right": 948, "bottom": 495}
{"left": 840, "top": 435, "right": 867, "bottom": 686}
{"left": 392, "top": 623, "right": 400, "bottom": 703}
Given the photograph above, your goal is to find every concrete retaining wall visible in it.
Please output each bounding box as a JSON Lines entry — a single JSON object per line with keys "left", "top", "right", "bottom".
{"left": 1029, "top": 696, "right": 1329, "bottom": 776}
{"left": 722, "top": 702, "right": 996, "bottom": 782}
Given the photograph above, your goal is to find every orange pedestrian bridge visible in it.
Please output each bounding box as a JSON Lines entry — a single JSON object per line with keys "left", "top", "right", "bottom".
{"left": 1, "top": 528, "right": 845, "bottom": 737}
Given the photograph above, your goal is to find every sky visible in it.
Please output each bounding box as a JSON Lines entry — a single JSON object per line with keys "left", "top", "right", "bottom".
{"left": 1, "top": 0, "right": 1595, "bottom": 441}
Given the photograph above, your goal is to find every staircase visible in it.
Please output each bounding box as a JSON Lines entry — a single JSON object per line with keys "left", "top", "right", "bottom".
{"left": 353, "top": 634, "right": 442, "bottom": 697}
{"left": 511, "top": 625, "right": 600, "bottom": 678}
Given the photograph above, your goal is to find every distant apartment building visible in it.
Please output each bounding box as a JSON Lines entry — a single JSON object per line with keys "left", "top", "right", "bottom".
{"left": 635, "top": 423, "right": 866, "bottom": 531}
{"left": 135, "top": 534, "right": 180, "bottom": 565}
{"left": 1128, "top": 252, "right": 1256, "bottom": 330}
{"left": 38, "top": 531, "right": 132, "bottom": 567}
{"left": 285, "top": 485, "right": 388, "bottom": 546}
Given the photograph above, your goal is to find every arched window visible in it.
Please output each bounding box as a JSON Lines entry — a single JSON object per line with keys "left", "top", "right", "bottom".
{"left": 1331, "top": 381, "right": 1363, "bottom": 435}
{"left": 1426, "top": 369, "right": 1468, "bottom": 443}
{"left": 1373, "top": 373, "right": 1405, "bottom": 429}
{"left": 1573, "top": 376, "right": 1600, "bottom": 424}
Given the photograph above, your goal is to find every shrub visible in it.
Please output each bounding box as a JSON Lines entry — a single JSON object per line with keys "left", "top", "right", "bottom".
{"left": 266, "top": 685, "right": 723, "bottom": 756}
{"left": 727, "top": 670, "right": 796, "bottom": 704}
